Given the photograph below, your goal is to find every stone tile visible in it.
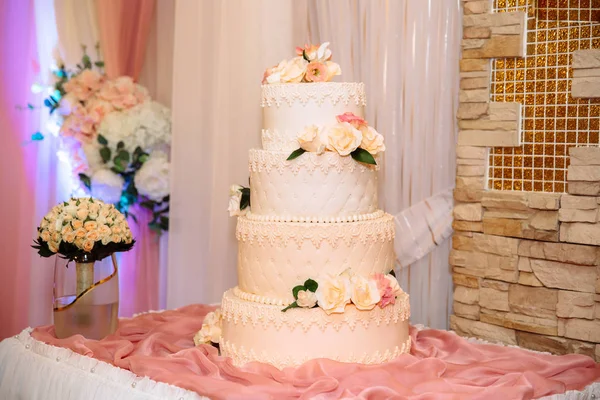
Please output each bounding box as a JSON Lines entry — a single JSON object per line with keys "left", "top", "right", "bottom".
{"left": 454, "top": 203, "right": 483, "bottom": 221}
{"left": 572, "top": 49, "right": 600, "bottom": 69}
{"left": 463, "top": 12, "right": 524, "bottom": 28}
{"left": 457, "top": 103, "right": 488, "bottom": 120}
{"left": 518, "top": 257, "right": 532, "bottom": 272}
{"left": 529, "top": 211, "right": 559, "bottom": 231}
{"left": 454, "top": 188, "right": 484, "bottom": 203}
{"left": 560, "top": 194, "right": 598, "bottom": 210}
{"left": 459, "top": 59, "right": 490, "bottom": 73}
{"left": 571, "top": 77, "right": 600, "bottom": 98}
{"left": 596, "top": 344, "right": 600, "bottom": 361}
{"left": 480, "top": 287, "right": 510, "bottom": 311}
{"left": 556, "top": 291, "right": 595, "bottom": 320}
{"left": 573, "top": 68, "right": 600, "bottom": 78}
{"left": 569, "top": 147, "right": 600, "bottom": 166}
{"left": 463, "top": 0, "right": 490, "bottom": 14}
{"left": 568, "top": 181, "right": 600, "bottom": 196}
{"left": 482, "top": 217, "right": 525, "bottom": 237}
{"left": 490, "top": 25, "right": 523, "bottom": 35}
{"left": 518, "top": 271, "right": 543, "bottom": 287}
{"left": 482, "top": 191, "right": 528, "bottom": 211}
{"left": 516, "top": 331, "right": 596, "bottom": 358}
{"left": 450, "top": 315, "right": 517, "bottom": 345}
{"left": 458, "top": 129, "right": 520, "bottom": 147}
{"left": 453, "top": 273, "right": 480, "bottom": 289}
{"left": 479, "top": 308, "right": 507, "bottom": 326}
{"left": 457, "top": 158, "right": 486, "bottom": 166}
{"left": 451, "top": 250, "right": 519, "bottom": 283}
{"left": 453, "top": 233, "right": 519, "bottom": 257}
{"left": 458, "top": 119, "right": 518, "bottom": 131}
{"left": 560, "top": 222, "right": 600, "bottom": 246}
{"left": 502, "top": 313, "right": 558, "bottom": 336}
{"left": 456, "top": 176, "right": 485, "bottom": 191}
{"left": 463, "top": 26, "right": 492, "bottom": 38}
{"left": 485, "top": 208, "right": 534, "bottom": 220}
{"left": 488, "top": 102, "right": 521, "bottom": 121}
{"left": 452, "top": 220, "right": 484, "bottom": 232}
{"left": 568, "top": 165, "right": 600, "bottom": 182}
{"left": 456, "top": 146, "right": 487, "bottom": 159}
{"left": 481, "top": 279, "right": 510, "bottom": 291}
{"left": 462, "top": 35, "right": 525, "bottom": 59}
{"left": 529, "top": 259, "right": 597, "bottom": 293}
{"left": 457, "top": 165, "right": 486, "bottom": 177}
{"left": 558, "top": 208, "right": 598, "bottom": 223}
{"left": 518, "top": 240, "right": 599, "bottom": 266}
{"left": 459, "top": 89, "right": 490, "bottom": 103}
{"left": 454, "top": 285, "right": 480, "bottom": 305}
{"left": 526, "top": 193, "right": 561, "bottom": 210}
{"left": 453, "top": 302, "right": 480, "bottom": 320}
{"left": 508, "top": 284, "right": 558, "bottom": 318}
{"left": 561, "top": 318, "right": 600, "bottom": 342}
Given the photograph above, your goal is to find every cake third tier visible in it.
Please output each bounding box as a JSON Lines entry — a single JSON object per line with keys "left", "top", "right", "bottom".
{"left": 237, "top": 213, "right": 395, "bottom": 303}
{"left": 249, "top": 149, "right": 378, "bottom": 220}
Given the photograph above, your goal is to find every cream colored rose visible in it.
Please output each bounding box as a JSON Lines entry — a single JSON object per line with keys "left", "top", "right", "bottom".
{"left": 84, "top": 221, "right": 98, "bottom": 232}
{"left": 264, "top": 60, "right": 287, "bottom": 84}
{"left": 74, "top": 238, "right": 84, "bottom": 248}
{"left": 76, "top": 208, "right": 89, "bottom": 221}
{"left": 315, "top": 274, "right": 352, "bottom": 314}
{"left": 194, "top": 310, "right": 222, "bottom": 345}
{"left": 324, "top": 122, "right": 363, "bottom": 156}
{"left": 40, "top": 230, "right": 51, "bottom": 242}
{"left": 350, "top": 275, "right": 381, "bottom": 311}
{"left": 297, "top": 125, "right": 326, "bottom": 154}
{"left": 86, "top": 230, "right": 101, "bottom": 242}
{"left": 228, "top": 189, "right": 247, "bottom": 217}
{"left": 101, "top": 236, "right": 112, "bottom": 245}
{"left": 88, "top": 203, "right": 100, "bottom": 214}
{"left": 63, "top": 232, "right": 76, "bottom": 243}
{"left": 75, "top": 228, "right": 87, "bottom": 239}
{"left": 99, "top": 207, "right": 110, "bottom": 218}
{"left": 48, "top": 241, "right": 59, "bottom": 253}
{"left": 82, "top": 239, "right": 94, "bottom": 252}
{"left": 61, "top": 225, "right": 73, "bottom": 236}
{"left": 280, "top": 57, "right": 308, "bottom": 83}
{"left": 296, "top": 290, "right": 318, "bottom": 308}
{"left": 359, "top": 126, "right": 385, "bottom": 155}
{"left": 229, "top": 184, "right": 243, "bottom": 197}
{"left": 51, "top": 232, "right": 61, "bottom": 243}
{"left": 71, "top": 219, "right": 83, "bottom": 230}
{"left": 325, "top": 61, "right": 342, "bottom": 80}
{"left": 111, "top": 234, "right": 122, "bottom": 243}
{"left": 98, "top": 224, "right": 112, "bottom": 238}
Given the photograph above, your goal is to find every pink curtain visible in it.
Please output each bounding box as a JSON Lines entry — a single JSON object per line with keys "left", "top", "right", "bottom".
{"left": 0, "top": 0, "right": 39, "bottom": 338}
{"left": 95, "top": 0, "right": 159, "bottom": 316}
{"left": 95, "top": 0, "right": 156, "bottom": 81}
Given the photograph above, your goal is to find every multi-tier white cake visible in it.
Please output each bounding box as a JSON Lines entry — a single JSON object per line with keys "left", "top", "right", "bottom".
{"left": 196, "top": 44, "right": 410, "bottom": 369}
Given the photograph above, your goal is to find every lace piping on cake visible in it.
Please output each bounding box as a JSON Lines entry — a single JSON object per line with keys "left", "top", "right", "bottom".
{"left": 245, "top": 210, "right": 384, "bottom": 224}
{"left": 233, "top": 286, "right": 287, "bottom": 306}
{"left": 261, "top": 82, "right": 367, "bottom": 107}
{"left": 249, "top": 149, "right": 379, "bottom": 176}
{"left": 236, "top": 214, "right": 395, "bottom": 249}
{"left": 261, "top": 129, "right": 299, "bottom": 152}
{"left": 221, "top": 289, "right": 410, "bottom": 333}
{"left": 220, "top": 337, "right": 411, "bottom": 369}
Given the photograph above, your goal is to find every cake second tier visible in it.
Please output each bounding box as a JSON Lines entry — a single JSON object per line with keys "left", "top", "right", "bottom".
{"left": 237, "top": 213, "right": 395, "bottom": 303}
{"left": 249, "top": 149, "right": 378, "bottom": 220}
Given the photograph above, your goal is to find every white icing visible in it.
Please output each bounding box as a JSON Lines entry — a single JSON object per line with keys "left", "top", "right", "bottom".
{"left": 245, "top": 210, "right": 384, "bottom": 224}
{"left": 236, "top": 214, "right": 395, "bottom": 301}
{"left": 220, "top": 289, "right": 411, "bottom": 369}
{"left": 262, "top": 82, "right": 366, "bottom": 147}
{"left": 249, "top": 149, "right": 379, "bottom": 219}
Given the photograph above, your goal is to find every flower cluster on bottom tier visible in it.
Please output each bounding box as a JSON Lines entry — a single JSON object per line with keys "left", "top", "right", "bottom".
{"left": 219, "top": 288, "right": 411, "bottom": 369}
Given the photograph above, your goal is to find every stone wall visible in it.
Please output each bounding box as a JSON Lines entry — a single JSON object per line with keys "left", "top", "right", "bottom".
{"left": 452, "top": 1, "right": 600, "bottom": 362}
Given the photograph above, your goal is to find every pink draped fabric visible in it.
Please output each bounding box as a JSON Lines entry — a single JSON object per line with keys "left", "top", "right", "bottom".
{"left": 95, "top": 0, "right": 159, "bottom": 316}
{"left": 0, "top": 0, "right": 39, "bottom": 339}
{"left": 32, "top": 306, "right": 600, "bottom": 400}
{"left": 95, "top": 0, "right": 156, "bottom": 80}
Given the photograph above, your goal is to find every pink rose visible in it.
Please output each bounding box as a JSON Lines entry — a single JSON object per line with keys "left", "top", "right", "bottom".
{"left": 304, "top": 61, "right": 328, "bottom": 82}
{"left": 336, "top": 112, "right": 367, "bottom": 129}
{"left": 86, "top": 98, "right": 114, "bottom": 125}
{"left": 63, "top": 69, "right": 105, "bottom": 102}
{"left": 373, "top": 273, "right": 396, "bottom": 308}
{"left": 97, "top": 77, "right": 149, "bottom": 110}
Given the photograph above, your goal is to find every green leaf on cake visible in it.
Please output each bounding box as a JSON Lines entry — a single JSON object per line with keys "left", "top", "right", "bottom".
{"left": 292, "top": 285, "right": 305, "bottom": 300}
{"left": 302, "top": 49, "right": 310, "bottom": 62}
{"left": 240, "top": 187, "right": 251, "bottom": 210}
{"left": 351, "top": 148, "right": 377, "bottom": 165}
{"left": 117, "top": 141, "right": 125, "bottom": 150}
{"left": 304, "top": 279, "right": 318, "bottom": 293}
{"left": 286, "top": 148, "right": 306, "bottom": 161}
{"left": 389, "top": 269, "right": 396, "bottom": 278}
{"left": 281, "top": 302, "right": 300, "bottom": 312}
{"left": 100, "top": 147, "right": 111, "bottom": 163}
{"left": 97, "top": 134, "right": 108, "bottom": 145}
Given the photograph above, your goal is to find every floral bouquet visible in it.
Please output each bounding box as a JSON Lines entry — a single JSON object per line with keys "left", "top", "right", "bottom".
{"left": 262, "top": 42, "right": 341, "bottom": 84}
{"left": 35, "top": 45, "right": 170, "bottom": 233}
{"left": 32, "top": 197, "right": 134, "bottom": 262}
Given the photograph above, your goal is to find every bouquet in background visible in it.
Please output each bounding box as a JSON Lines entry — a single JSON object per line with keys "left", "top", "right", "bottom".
{"left": 33, "top": 45, "right": 170, "bottom": 233}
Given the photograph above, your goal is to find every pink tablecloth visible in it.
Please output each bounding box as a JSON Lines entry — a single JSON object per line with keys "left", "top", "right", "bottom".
{"left": 32, "top": 305, "right": 600, "bottom": 400}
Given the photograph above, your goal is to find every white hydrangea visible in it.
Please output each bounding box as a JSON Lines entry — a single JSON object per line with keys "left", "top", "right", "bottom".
{"left": 134, "top": 151, "right": 170, "bottom": 202}
{"left": 91, "top": 169, "right": 125, "bottom": 204}
{"left": 81, "top": 142, "right": 104, "bottom": 172}
{"left": 97, "top": 101, "right": 171, "bottom": 153}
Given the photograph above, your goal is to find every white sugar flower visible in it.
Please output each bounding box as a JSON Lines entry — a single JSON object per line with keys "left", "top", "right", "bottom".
{"left": 193, "top": 309, "right": 222, "bottom": 345}
{"left": 91, "top": 169, "right": 125, "bottom": 204}
{"left": 134, "top": 151, "right": 170, "bottom": 202}
{"left": 297, "top": 125, "right": 326, "bottom": 154}
{"left": 315, "top": 273, "right": 352, "bottom": 314}
{"left": 350, "top": 275, "right": 381, "bottom": 311}
{"left": 227, "top": 185, "right": 247, "bottom": 217}
{"left": 324, "top": 122, "right": 363, "bottom": 156}
{"left": 296, "top": 290, "right": 318, "bottom": 308}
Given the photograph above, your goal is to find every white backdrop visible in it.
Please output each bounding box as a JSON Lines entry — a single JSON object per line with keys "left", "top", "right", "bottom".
{"left": 168, "top": 0, "right": 460, "bottom": 328}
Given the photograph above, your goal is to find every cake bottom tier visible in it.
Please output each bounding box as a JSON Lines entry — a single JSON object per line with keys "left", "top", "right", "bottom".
{"left": 220, "top": 288, "right": 411, "bottom": 369}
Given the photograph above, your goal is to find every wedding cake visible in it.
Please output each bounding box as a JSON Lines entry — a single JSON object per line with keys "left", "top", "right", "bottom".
{"left": 196, "top": 43, "right": 411, "bottom": 369}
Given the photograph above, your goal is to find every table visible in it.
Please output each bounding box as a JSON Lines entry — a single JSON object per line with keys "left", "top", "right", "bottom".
{"left": 0, "top": 304, "right": 599, "bottom": 400}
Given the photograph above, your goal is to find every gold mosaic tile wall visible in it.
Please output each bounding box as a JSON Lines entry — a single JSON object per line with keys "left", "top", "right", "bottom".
{"left": 488, "top": 0, "right": 600, "bottom": 192}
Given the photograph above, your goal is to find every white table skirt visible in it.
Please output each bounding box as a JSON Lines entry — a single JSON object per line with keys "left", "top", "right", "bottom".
{"left": 0, "top": 327, "right": 598, "bottom": 400}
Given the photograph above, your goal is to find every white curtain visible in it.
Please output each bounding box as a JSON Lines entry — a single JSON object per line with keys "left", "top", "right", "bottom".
{"left": 168, "top": 0, "right": 461, "bottom": 329}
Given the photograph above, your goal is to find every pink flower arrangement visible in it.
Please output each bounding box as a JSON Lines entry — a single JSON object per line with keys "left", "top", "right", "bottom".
{"left": 263, "top": 43, "right": 341, "bottom": 84}
{"left": 305, "top": 61, "right": 328, "bottom": 82}
{"left": 97, "top": 76, "right": 148, "bottom": 111}
{"left": 63, "top": 69, "right": 105, "bottom": 102}
{"left": 373, "top": 273, "right": 398, "bottom": 308}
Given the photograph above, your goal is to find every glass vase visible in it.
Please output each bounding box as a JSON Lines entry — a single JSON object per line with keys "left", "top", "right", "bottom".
{"left": 53, "top": 253, "right": 119, "bottom": 340}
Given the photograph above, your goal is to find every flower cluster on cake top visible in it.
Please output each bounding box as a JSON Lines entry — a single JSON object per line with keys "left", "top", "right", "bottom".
{"left": 262, "top": 42, "right": 342, "bottom": 84}
{"left": 288, "top": 112, "right": 385, "bottom": 165}
{"left": 282, "top": 270, "right": 402, "bottom": 314}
